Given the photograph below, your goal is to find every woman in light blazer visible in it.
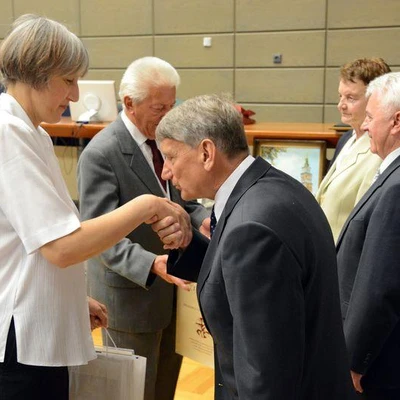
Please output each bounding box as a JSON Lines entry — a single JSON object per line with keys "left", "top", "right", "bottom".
{"left": 316, "top": 58, "right": 390, "bottom": 242}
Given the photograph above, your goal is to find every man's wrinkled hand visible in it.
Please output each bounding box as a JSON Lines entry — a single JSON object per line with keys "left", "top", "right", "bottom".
{"left": 151, "top": 255, "right": 191, "bottom": 291}
{"left": 199, "top": 217, "right": 211, "bottom": 239}
{"left": 151, "top": 201, "right": 192, "bottom": 249}
{"left": 350, "top": 370, "right": 363, "bottom": 393}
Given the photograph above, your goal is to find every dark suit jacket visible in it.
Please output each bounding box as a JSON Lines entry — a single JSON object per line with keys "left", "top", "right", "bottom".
{"left": 77, "top": 115, "right": 208, "bottom": 333}
{"left": 327, "top": 129, "right": 353, "bottom": 170}
{"left": 170, "top": 157, "right": 355, "bottom": 400}
{"left": 337, "top": 154, "right": 400, "bottom": 390}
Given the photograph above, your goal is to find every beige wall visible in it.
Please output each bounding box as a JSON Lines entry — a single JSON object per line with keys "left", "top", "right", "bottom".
{"left": 1, "top": 0, "right": 399, "bottom": 124}
{"left": 2, "top": 0, "right": 399, "bottom": 198}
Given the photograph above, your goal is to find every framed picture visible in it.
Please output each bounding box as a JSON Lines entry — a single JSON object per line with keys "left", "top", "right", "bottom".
{"left": 253, "top": 139, "right": 326, "bottom": 195}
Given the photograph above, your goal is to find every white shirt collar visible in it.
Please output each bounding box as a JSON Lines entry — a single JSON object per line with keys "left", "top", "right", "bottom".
{"left": 120, "top": 109, "right": 169, "bottom": 196}
{"left": 0, "top": 93, "right": 45, "bottom": 136}
{"left": 121, "top": 110, "right": 148, "bottom": 144}
{"left": 213, "top": 155, "right": 255, "bottom": 221}
{"left": 379, "top": 147, "right": 400, "bottom": 174}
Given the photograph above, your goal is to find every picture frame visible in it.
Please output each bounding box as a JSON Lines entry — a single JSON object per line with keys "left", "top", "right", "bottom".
{"left": 253, "top": 139, "right": 327, "bottom": 195}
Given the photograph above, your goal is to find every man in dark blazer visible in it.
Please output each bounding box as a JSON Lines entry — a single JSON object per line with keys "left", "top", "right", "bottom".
{"left": 153, "top": 94, "right": 355, "bottom": 400}
{"left": 77, "top": 57, "right": 208, "bottom": 400}
{"left": 337, "top": 72, "right": 400, "bottom": 399}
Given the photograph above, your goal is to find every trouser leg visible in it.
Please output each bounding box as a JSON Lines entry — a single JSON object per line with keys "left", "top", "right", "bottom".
{"left": 0, "top": 318, "right": 68, "bottom": 400}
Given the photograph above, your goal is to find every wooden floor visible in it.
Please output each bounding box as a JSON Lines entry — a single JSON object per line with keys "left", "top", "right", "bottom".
{"left": 174, "top": 358, "right": 214, "bottom": 400}
{"left": 92, "top": 328, "right": 214, "bottom": 399}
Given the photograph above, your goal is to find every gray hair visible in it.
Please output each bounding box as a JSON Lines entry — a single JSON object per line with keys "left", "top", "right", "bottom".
{"left": 156, "top": 94, "right": 249, "bottom": 159}
{"left": 366, "top": 72, "right": 400, "bottom": 117}
{"left": 119, "top": 57, "right": 180, "bottom": 104}
{"left": 0, "top": 14, "right": 88, "bottom": 90}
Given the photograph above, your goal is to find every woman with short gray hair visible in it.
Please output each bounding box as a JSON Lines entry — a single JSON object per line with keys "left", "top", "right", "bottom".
{"left": 0, "top": 14, "right": 190, "bottom": 399}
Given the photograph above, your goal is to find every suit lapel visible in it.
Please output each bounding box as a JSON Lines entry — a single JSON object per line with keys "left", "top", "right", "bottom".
{"left": 325, "top": 135, "right": 370, "bottom": 187}
{"left": 114, "top": 116, "right": 165, "bottom": 196}
{"left": 336, "top": 155, "right": 400, "bottom": 247}
{"left": 317, "top": 160, "right": 337, "bottom": 194}
{"left": 338, "top": 135, "right": 370, "bottom": 170}
{"left": 197, "top": 157, "right": 271, "bottom": 293}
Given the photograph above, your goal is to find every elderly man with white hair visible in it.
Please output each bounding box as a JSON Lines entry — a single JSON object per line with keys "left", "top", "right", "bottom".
{"left": 78, "top": 57, "right": 208, "bottom": 400}
{"left": 337, "top": 71, "right": 400, "bottom": 399}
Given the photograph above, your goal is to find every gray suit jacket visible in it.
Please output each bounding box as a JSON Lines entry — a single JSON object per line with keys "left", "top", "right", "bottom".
{"left": 169, "top": 157, "right": 355, "bottom": 399}
{"left": 77, "top": 115, "right": 208, "bottom": 333}
{"left": 337, "top": 154, "right": 400, "bottom": 390}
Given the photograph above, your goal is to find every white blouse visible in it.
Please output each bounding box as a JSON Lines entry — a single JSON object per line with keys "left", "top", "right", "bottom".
{"left": 0, "top": 93, "right": 96, "bottom": 366}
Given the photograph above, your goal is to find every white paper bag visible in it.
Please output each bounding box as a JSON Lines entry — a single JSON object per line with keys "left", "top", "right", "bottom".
{"left": 69, "top": 345, "right": 146, "bottom": 400}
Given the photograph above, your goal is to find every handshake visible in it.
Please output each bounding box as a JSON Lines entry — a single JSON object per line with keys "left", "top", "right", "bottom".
{"left": 148, "top": 198, "right": 193, "bottom": 250}
{"left": 147, "top": 196, "right": 211, "bottom": 250}
{"left": 142, "top": 195, "right": 210, "bottom": 291}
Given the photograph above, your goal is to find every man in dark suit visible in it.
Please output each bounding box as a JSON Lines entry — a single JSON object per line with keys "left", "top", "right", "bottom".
{"left": 337, "top": 72, "right": 400, "bottom": 399}
{"left": 77, "top": 57, "right": 208, "bottom": 400}
{"left": 153, "top": 94, "right": 355, "bottom": 399}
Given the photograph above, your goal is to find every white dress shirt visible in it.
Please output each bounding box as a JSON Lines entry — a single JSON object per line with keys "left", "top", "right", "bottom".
{"left": 379, "top": 147, "right": 400, "bottom": 175}
{"left": 0, "top": 93, "right": 95, "bottom": 366}
{"left": 121, "top": 111, "right": 169, "bottom": 198}
{"left": 213, "top": 155, "right": 255, "bottom": 222}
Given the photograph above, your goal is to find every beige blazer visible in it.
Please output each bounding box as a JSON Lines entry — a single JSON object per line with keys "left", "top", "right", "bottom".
{"left": 316, "top": 133, "right": 381, "bottom": 243}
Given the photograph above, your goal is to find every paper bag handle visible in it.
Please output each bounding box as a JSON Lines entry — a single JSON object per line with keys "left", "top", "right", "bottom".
{"left": 103, "top": 328, "right": 117, "bottom": 349}
{"left": 95, "top": 328, "right": 135, "bottom": 357}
